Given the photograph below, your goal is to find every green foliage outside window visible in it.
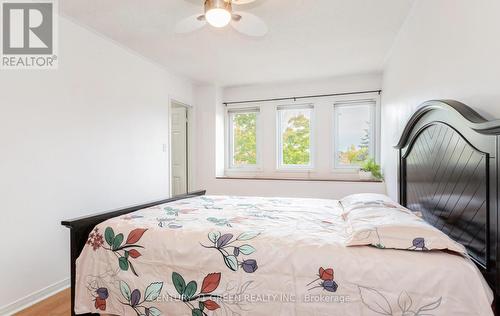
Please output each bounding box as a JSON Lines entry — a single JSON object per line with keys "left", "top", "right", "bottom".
{"left": 233, "top": 113, "right": 257, "bottom": 165}
{"left": 282, "top": 114, "right": 310, "bottom": 165}
{"left": 338, "top": 125, "right": 370, "bottom": 165}
{"left": 339, "top": 145, "right": 369, "bottom": 165}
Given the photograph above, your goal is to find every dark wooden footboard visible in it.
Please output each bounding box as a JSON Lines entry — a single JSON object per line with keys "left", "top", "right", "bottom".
{"left": 61, "top": 190, "right": 206, "bottom": 316}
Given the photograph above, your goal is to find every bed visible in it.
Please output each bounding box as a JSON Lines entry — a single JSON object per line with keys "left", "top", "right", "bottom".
{"left": 62, "top": 100, "right": 500, "bottom": 315}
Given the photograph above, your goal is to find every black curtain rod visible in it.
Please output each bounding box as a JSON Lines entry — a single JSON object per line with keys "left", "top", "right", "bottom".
{"left": 223, "top": 89, "right": 382, "bottom": 106}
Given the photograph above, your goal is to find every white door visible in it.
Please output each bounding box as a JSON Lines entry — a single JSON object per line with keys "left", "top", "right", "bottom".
{"left": 171, "top": 105, "right": 188, "bottom": 196}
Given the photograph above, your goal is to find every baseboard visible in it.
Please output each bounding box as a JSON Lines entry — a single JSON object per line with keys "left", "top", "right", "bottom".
{"left": 0, "top": 278, "right": 70, "bottom": 316}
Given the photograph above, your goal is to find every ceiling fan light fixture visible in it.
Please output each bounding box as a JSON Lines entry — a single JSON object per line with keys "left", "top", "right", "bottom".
{"left": 204, "top": 0, "right": 232, "bottom": 28}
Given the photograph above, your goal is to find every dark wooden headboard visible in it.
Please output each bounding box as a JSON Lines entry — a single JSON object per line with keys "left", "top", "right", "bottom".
{"left": 394, "top": 100, "right": 500, "bottom": 308}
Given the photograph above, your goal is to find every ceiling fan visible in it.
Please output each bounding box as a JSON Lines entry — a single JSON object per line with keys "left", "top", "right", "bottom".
{"left": 175, "top": 0, "right": 268, "bottom": 37}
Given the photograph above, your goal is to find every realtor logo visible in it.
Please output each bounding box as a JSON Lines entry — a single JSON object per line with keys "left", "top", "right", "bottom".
{"left": 1, "top": 0, "right": 58, "bottom": 69}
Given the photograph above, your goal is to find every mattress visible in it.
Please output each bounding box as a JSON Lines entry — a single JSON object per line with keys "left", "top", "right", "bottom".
{"left": 75, "top": 195, "right": 493, "bottom": 315}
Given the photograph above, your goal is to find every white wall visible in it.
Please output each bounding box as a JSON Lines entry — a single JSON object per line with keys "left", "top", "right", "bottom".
{"left": 193, "top": 84, "right": 223, "bottom": 190}
{"left": 194, "top": 74, "right": 386, "bottom": 198}
{"left": 381, "top": 0, "right": 500, "bottom": 199}
{"left": 0, "top": 17, "right": 193, "bottom": 313}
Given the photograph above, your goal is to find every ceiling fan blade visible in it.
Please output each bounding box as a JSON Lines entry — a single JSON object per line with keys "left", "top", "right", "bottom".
{"left": 232, "top": 0, "right": 258, "bottom": 4}
{"left": 175, "top": 14, "right": 206, "bottom": 34}
{"left": 230, "top": 11, "right": 268, "bottom": 37}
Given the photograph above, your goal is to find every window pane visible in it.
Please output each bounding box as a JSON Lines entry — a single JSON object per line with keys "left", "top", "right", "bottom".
{"left": 335, "top": 104, "right": 373, "bottom": 166}
{"left": 279, "top": 108, "right": 312, "bottom": 166}
{"left": 232, "top": 112, "right": 257, "bottom": 165}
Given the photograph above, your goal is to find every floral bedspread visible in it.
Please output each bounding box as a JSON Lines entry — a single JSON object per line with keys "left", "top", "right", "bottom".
{"left": 75, "top": 195, "right": 493, "bottom": 315}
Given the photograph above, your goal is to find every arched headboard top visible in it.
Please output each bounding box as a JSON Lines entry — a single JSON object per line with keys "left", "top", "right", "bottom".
{"left": 395, "top": 100, "right": 500, "bottom": 150}
{"left": 395, "top": 99, "right": 500, "bottom": 305}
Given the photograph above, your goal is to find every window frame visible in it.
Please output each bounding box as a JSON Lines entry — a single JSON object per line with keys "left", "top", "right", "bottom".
{"left": 276, "top": 104, "right": 315, "bottom": 170}
{"left": 226, "top": 106, "right": 262, "bottom": 171}
{"left": 332, "top": 100, "right": 377, "bottom": 170}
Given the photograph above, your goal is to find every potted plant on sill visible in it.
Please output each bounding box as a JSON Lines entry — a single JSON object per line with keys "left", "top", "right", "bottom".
{"left": 359, "top": 158, "right": 383, "bottom": 181}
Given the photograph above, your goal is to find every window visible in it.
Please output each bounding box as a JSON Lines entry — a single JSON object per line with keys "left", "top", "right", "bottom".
{"left": 277, "top": 105, "right": 314, "bottom": 169}
{"left": 227, "top": 107, "right": 260, "bottom": 169}
{"left": 334, "top": 100, "right": 376, "bottom": 168}
{"left": 224, "top": 95, "right": 379, "bottom": 180}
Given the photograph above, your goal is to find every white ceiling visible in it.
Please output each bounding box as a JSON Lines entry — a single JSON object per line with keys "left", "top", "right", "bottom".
{"left": 61, "top": 0, "right": 415, "bottom": 87}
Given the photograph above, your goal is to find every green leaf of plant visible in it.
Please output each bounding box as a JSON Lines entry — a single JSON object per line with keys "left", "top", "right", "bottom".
{"left": 119, "top": 280, "right": 131, "bottom": 301}
{"left": 183, "top": 281, "right": 197, "bottom": 299}
{"left": 148, "top": 307, "right": 161, "bottom": 316}
{"left": 238, "top": 244, "right": 256, "bottom": 255}
{"left": 104, "top": 227, "right": 114, "bottom": 246}
{"left": 172, "top": 272, "right": 186, "bottom": 295}
{"left": 208, "top": 231, "right": 221, "bottom": 244}
{"left": 236, "top": 231, "right": 260, "bottom": 241}
{"left": 112, "top": 233, "right": 124, "bottom": 250}
{"left": 119, "top": 257, "right": 129, "bottom": 271}
{"left": 224, "top": 255, "right": 239, "bottom": 271}
{"left": 192, "top": 308, "right": 203, "bottom": 316}
{"left": 144, "top": 282, "right": 163, "bottom": 302}
{"left": 199, "top": 301, "right": 205, "bottom": 311}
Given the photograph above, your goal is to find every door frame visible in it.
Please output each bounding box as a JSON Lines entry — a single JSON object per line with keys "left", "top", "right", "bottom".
{"left": 168, "top": 98, "right": 194, "bottom": 197}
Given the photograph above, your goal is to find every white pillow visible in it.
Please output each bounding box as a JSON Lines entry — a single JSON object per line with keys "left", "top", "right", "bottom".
{"left": 342, "top": 198, "right": 466, "bottom": 254}
{"left": 340, "top": 193, "right": 420, "bottom": 218}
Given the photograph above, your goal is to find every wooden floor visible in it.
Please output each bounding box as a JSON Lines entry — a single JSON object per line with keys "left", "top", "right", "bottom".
{"left": 14, "top": 289, "right": 71, "bottom": 316}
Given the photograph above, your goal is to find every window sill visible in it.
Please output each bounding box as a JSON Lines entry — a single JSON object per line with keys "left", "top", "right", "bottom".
{"left": 216, "top": 176, "right": 383, "bottom": 183}
{"left": 224, "top": 168, "right": 264, "bottom": 177}
{"left": 275, "top": 167, "right": 315, "bottom": 172}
